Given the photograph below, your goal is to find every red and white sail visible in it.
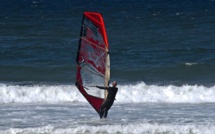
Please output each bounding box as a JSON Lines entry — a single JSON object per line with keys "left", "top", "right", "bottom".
{"left": 75, "top": 12, "right": 110, "bottom": 114}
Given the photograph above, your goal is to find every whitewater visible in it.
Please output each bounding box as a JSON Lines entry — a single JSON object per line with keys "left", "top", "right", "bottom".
{"left": 0, "top": 82, "right": 215, "bottom": 134}
{"left": 1, "top": 82, "right": 215, "bottom": 104}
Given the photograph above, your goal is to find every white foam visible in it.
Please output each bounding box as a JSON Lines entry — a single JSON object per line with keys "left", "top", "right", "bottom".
{"left": 117, "top": 82, "right": 215, "bottom": 103}
{"left": 185, "top": 62, "right": 198, "bottom": 66}
{"left": 0, "top": 84, "right": 85, "bottom": 103}
{"left": 1, "top": 123, "right": 215, "bottom": 134}
{"left": 1, "top": 82, "right": 215, "bottom": 104}
{"left": 71, "top": 123, "right": 215, "bottom": 134}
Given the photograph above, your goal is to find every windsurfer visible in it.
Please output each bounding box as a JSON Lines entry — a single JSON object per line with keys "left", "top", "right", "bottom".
{"left": 96, "top": 81, "right": 118, "bottom": 119}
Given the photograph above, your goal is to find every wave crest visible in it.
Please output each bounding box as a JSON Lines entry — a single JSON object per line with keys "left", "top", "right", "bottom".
{"left": 0, "top": 82, "right": 215, "bottom": 104}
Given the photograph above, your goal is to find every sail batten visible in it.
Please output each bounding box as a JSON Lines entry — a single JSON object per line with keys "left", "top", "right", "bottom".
{"left": 81, "top": 37, "right": 108, "bottom": 50}
{"left": 76, "top": 12, "right": 110, "bottom": 114}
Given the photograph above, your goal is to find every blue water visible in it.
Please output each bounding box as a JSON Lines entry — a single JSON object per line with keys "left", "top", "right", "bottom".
{"left": 1, "top": 0, "right": 215, "bottom": 85}
{"left": 1, "top": 1, "right": 215, "bottom": 133}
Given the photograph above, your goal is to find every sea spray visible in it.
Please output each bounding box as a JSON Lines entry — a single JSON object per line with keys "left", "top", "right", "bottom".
{"left": 1, "top": 82, "right": 215, "bottom": 104}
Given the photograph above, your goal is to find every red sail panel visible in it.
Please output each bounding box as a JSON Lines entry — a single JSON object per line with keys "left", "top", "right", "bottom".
{"left": 76, "top": 12, "right": 109, "bottom": 114}
{"left": 84, "top": 12, "right": 109, "bottom": 48}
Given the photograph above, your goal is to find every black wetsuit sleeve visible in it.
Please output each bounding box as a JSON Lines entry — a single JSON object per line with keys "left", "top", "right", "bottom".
{"left": 96, "top": 86, "right": 108, "bottom": 90}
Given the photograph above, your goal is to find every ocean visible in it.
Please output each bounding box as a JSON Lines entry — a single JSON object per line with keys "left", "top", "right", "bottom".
{"left": 1, "top": 0, "right": 215, "bottom": 133}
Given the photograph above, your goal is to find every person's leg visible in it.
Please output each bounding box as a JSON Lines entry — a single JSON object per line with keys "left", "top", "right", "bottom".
{"left": 104, "top": 109, "right": 108, "bottom": 118}
{"left": 100, "top": 108, "right": 105, "bottom": 119}
{"left": 104, "top": 103, "right": 112, "bottom": 118}
{"left": 100, "top": 101, "right": 108, "bottom": 119}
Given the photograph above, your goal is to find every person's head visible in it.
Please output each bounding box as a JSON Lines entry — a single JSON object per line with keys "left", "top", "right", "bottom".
{"left": 112, "top": 81, "right": 117, "bottom": 87}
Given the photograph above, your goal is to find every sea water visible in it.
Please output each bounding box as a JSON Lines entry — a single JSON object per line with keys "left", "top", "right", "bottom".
{"left": 1, "top": 84, "right": 215, "bottom": 133}
{"left": 1, "top": 0, "right": 215, "bottom": 134}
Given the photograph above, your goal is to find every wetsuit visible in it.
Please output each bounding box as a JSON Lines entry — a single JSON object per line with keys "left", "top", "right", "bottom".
{"left": 96, "top": 86, "right": 118, "bottom": 118}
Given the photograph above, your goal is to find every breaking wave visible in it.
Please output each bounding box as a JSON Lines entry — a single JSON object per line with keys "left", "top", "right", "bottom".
{"left": 1, "top": 123, "right": 215, "bottom": 134}
{"left": 0, "top": 82, "right": 215, "bottom": 104}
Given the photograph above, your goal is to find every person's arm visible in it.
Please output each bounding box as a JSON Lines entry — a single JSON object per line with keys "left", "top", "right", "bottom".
{"left": 96, "top": 85, "right": 108, "bottom": 90}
